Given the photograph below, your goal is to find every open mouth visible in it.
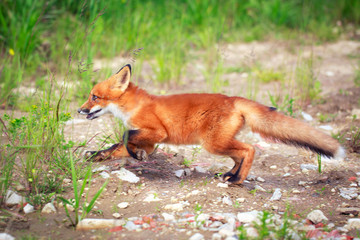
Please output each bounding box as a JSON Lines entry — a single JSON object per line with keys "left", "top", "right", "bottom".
{"left": 87, "top": 109, "right": 102, "bottom": 120}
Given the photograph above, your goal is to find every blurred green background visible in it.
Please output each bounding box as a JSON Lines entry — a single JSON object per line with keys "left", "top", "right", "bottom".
{"left": 1, "top": 0, "right": 360, "bottom": 107}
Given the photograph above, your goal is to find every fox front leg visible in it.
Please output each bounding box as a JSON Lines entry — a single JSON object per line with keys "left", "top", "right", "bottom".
{"left": 85, "top": 142, "right": 130, "bottom": 161}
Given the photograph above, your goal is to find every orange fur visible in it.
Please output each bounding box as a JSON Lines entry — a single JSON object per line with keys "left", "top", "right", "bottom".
{"left": 78, "top": 64, "right": 343, "bottom": 184}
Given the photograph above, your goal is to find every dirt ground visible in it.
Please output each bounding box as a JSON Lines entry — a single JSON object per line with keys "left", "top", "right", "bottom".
{"left": 2, "top": 40, "right": 360, "bottom": 239}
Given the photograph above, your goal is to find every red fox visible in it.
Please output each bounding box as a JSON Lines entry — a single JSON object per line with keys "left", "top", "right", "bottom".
{"left": 78, "top": 64, "right": 345, "bottom": 184}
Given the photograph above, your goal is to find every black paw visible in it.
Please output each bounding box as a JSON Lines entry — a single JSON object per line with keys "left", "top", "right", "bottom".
{"left": 222, "top": 171, "right": 241, "bottom": 184}
{"left": 85, "top": 151, "right": 103, "bottom": 161}
{"left": 135, "top": 149, "right": 148, "bottom": 161}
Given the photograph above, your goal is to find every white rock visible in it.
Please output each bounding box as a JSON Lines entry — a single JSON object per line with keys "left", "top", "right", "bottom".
{"left": 197, "top": 213, "right": 210, "bottom": 222}
{"left": 112, "top": 213, "right": 121, "bottom": 219}
{"left": 124, "top": 221, "right": 138, "bottom": 231}
{"left": 237, "top": 211, "right": 260, "bottom": 223}
{"left": 270, "top": 188, "right": 282, "bottom": 201}
{"left": 42, "top": 203, "right": 56, "bottom": 214}
{"left": 292, "top": 189, "right": 301, "bottom": 194}
{"left": 298, "top": 181, "right": 307, "bottom": 186}
{"left": 0, "top": 233, "right": 15, "bottom": 240}
{"left": 283, "top": 173, "right": 291, "bottom": 177}
{"left": 327, "top": 223, "right": 335, "bottom": 229}
{"left": 212, "top": 233, "right": 222, "bottom": 240}
{"left": 246, "top": 227, "right": 259, "bottom": 238}
{"left": 76, "top": 218, "right": 126, "bottom": 230}
{"left": 319, "top": 125, "right": 333, "bottom": 131}
{"left": 189, "top": 233, "right": 204, "bottom": 240}
{"left": 225, "top": 236, "right": 238, "bottom": 240}
{"left": 143, "top": 193, "right": 162, "bottom": 202}
{"left": 23, "top": 203, "right": 35, "bottom": 214}
{"left": 217, "top": 182, "right": 229, "bottom": 188}
{"left": 298, "top": 224, "right": 316, "bottom": 231}
{"left": 191, "top": 190, "right": 200, "bottom": 195}
{"left": 255, "top": 185, "right": 266, "bottom": 192}
{"left": 63, "top": 178, "right": 71, "bottom": 184}
{"left": 164, "top": 203, "right": 184, "bottom": 212}
{"left": 339, "top": 187, "right": 358, "bottom": 200}
{"left": 5, "top": 190, "right": 25, "bottom": 206}
{"left": 99, "top": 171, "right": 110, "bottom": 179}
{"left": 300, "top": 164, "right": 318, "bottom": 171}
{"left": 270, "top": 165, "right": 277, "bottom": 169}
{"left": 174, "top": 169, "right": 185, "bottom": 178}
{"left": 256, "top": 177, "right": 265, "bottom": 182}
{"left": 345, "top": 218, "right": 360, "bottom": 230}
{"left": 117, "top": 202, "right": 129, "bottom": 209}
{"left": 195, "top": 166, "right": 207, "bottom": 174}
{"left": 162, "top": 213, "right": 175, "bottom": 221}
{"left": 325, "top": 71, "right": 334, "bottom": 77}
{"left": 218, "top": 228, "right": 235, "bottom": 237}
{"left": 246, "top": 175, "right": 256, "bottom": 181}
{"left": 222, "top": 196, "right": 233, "bottom": 206}
{"left": 236, "top": 198, "right": 245, "bottom": 203}
{"left": 307, "top": 210, "right": 328, "bottom": 224}
{"left": 92, "top": 165, "right": 110, "bottom": 173}
{"left": 184, "top": 168, "right": 192, "bottom": 176}
{"left": 111, "top": 168, "right": 139, "bottom": 183}
{"left": 301, "top": 112, "right": 313, "bottom": 121}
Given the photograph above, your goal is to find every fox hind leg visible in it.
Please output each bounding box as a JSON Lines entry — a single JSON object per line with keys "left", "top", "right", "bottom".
{"left": 205, "top": 139, "right": 255, "bottom": 185}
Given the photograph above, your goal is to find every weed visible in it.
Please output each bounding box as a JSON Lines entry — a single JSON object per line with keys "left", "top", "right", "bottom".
{"left": 294, "top": 53, "right": 322, "bottom": 104}
{"left": 233, "top": 200, "right": 241, "bottom": 208}
{"left": 318, "top": 113, "right": 337, "bottom": 123}
{"left": 0, "top": 146, "right": 15, "bottom": 206}
{"left": 332, "top": 125, "right": 360, "bottom": 153}
{"left": 315, "top": 187, "right": 326, "bottom": 196}
{"left": 268, "top": 93, "right": 295, "bottom": 117}
{"left": 249, "top": 189, "right": 257, "bottom": 196}
{"left": 179, "top": 180, "right": 185, "bottom": 188}
{"left": 253, "top": 211, "right": 272, "bottom": 239}
{"left": 194, "top": 203, "right": 203, "bottom": 213}
{"left": 349, "top": 127, "right": 360, "bottom": 153}
{"left": 317, "top": 155, "right": 322, "bottom": 173}
{"left": 182, "top": 146, "right": 201, "bottom": 167}
{"left": 182, "top": 158, "right": 194, "bottom": 167}
{"left": 237, "top": 225, "right": 249, "bottom": 240}
{"left": 58, "top": 154, "right": 108, "bottom": 227}
{"left": 255, "top": 69, "right": 286, "bottom": 83}
{"left": 355, "top": 62, "right": 360, "bottom": 87}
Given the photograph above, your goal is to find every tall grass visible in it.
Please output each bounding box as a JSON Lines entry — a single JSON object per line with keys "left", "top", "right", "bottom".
{"left": 1, "top": 0, "right": 359, "bottom": 98}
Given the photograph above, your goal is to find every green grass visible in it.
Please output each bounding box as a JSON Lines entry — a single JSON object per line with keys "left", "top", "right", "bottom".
{"left": 294, "top": 53, "right": 322, "bottom": 104}
{"left": 1, "top": 0, "right": 360, "bottom": 99}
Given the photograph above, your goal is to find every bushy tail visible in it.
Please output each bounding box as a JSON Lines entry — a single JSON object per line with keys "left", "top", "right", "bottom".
{"left": 237, "top": 99, "right": 345, "bottom": 160}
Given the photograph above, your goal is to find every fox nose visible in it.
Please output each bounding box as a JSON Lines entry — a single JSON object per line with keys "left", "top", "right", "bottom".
{"left": 78, "top": 108, "right": 89, "bottom": 114}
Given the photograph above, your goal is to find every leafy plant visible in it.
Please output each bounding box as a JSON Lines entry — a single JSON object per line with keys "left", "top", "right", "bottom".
{"left": 58, "top": 154, "right": 108, "bottom": 227}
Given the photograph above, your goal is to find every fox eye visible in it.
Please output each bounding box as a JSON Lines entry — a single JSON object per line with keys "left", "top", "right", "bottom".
{"left": 92, "top": 95, "right": 98, "bottom": 101}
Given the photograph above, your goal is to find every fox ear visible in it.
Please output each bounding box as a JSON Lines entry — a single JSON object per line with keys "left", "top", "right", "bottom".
{"left": 113, "top": 64, "right": 131, "bottom": 91}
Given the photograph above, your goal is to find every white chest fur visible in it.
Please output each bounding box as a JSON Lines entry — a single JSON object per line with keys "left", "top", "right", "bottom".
{"left": 105, "top": 103, "right": 132, "bottom": 127}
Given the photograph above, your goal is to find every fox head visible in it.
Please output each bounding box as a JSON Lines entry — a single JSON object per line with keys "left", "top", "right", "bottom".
{"left": 78, "top": 64, "right": 131, "bottom": 120}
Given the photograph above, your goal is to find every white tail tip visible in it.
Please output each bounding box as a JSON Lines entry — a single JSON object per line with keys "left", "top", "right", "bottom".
{"left": 334, "top": 146, "right": 346, "bottom": 161}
